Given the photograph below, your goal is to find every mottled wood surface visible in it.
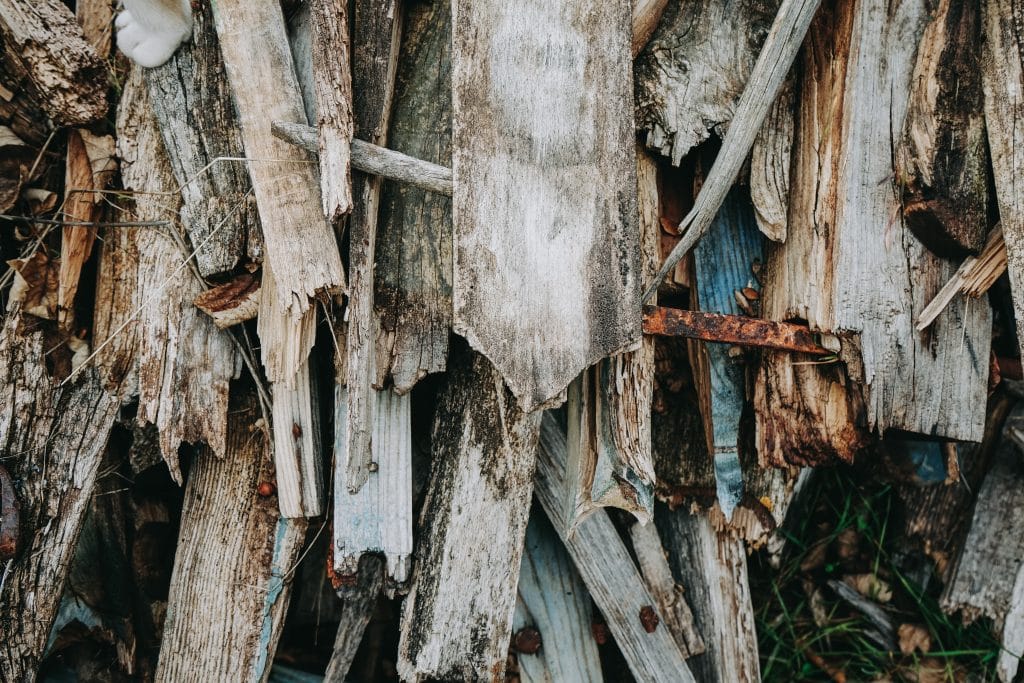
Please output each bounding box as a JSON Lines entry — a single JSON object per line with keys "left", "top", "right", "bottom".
{"left": 398, "top": 349, "right": 540, "bottom": 681}
{"left": 452, "top": 0, "right": 640, "bottom": 411}
{"left": 311, "top": 0, "right": 353, "bottom": 221}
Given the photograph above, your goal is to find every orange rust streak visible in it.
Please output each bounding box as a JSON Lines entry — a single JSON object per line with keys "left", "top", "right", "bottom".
{"left": 642, "top": 305, "right": 831, "bottom": 355}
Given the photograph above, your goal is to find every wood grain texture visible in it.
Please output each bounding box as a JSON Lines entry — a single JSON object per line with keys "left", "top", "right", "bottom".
{"left": 271, "top": 355, "right": 322, "bottom": 518}
{"left": 655, "top": 505, "right": 760, "bottom": 682}
{"left": 144, "top": 0, "right": 256, "bottom": 277}
{"left": 0, "top": 313, "right": 118, "bottom": 680}
{"left": 536, "top": 415, "right": 696, "bottom": 683}
{"left": 333, "top": 387, "right": 413, "bottom": 582}
{"left": 397, "top": 348, "right": 541, "bottom": 681}
{"left": 897, "top": 0, "right": 989, "bottom": 257}
{"left": 155, "top": 391, "right": 307, "bottom": 683}
{"left": 759, "top": 0, "right": 990, "bottom": 461}
{"left": 324, "top": 555, "right": 384, "bottom": 682}
{"left": 513, "top": 511, "right": 603, "bottom": 682}
{"left": 115, "top": 69, "right": 238, "bottom": 483}
{"left": 982, "top": 0, "right": 1024, "bottom": 364}
{"left": 0, "top": 0, "right": 107, "bottom": 125}
{"left": 311, "top": 0, "right": 353, "bottom": 221}
{"left": 452, "top": 0, "right": 640, "bottom": 411}
{"left": 343, "top": 0, "right": 402, "bottom": 492}
{"left": 635, "top": 0, "right": 779, "bottom": 164}
{"left": 750, "top": 76, "right": 795, "bottom": 242}
{"left": 374, "top": 0, "right": 453, "bottom": 392}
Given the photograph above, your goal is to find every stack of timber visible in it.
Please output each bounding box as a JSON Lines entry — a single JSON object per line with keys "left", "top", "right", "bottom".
{"left": 1, "top": 0, "right": 1024, "bottom": 679}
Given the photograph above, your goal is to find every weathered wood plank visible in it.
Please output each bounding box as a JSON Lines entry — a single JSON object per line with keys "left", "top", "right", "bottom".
{"left": 635, "top": 0, "right": 779, "bottom": 164}
{"left": 536, "top": 414, "right": 696, "bottom": 683}
{"left": 655, "top": 505, "right": 760, "bottom": 682}
{"left": 513, "top": 511, "right": 603, "bottom": 682}
{"left": 323, "top": 555, "right": 384, "bottom": 682}
{"left": 897, "top": 0, "right": 989, "bottom": 257}
{"left": 397, "top": 348, "right": 541, "bottom": 681}
{"left": 0, "top": 0, "right": 107, "bottom": 125}
{"left": 155, "top": 390, "right": 307, "bottom": 682}
{"left": 750, "top": 76, "right": 795, "bottom": 242}
{"left": 143, "top": 0, "right": 255, "bottom": 276}
{"left": 374, "top": 0, "right": 453, "bottom": 391}
{"left": 342, "top": 0, "right": 402, "bottom": 492}
{"left": 982, "top": 0, "right": 1024, "bottom": 364}
{"left": 333, "top": 387, "right": 412, "bottom": 583}
{"left": 311, "top": 0, "right": 353, "bottom": 221}
{"left": 758, "top": 0, "right": 991, "bottom": 465}
{"left": 0, "top": 316, "right": 119, "bottom": 679}
{"left": 631, "top": 0, "right": 670, "bottom": 58}
{"left": 452, "top": 0, "right": 640, "bottom": 411}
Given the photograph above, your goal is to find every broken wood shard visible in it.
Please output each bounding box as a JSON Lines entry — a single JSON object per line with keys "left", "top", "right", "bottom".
{"left": 311, "top": 0, "right": 354, "bottom": 221}
{"left": 643, "top": 306, "right": 830, "bottom": 355}
{"left": 917, "top": 225, "right": 1006, "bottom": 331}
{"left": 452, "top": 0, "right": 640, "bottom": 411}
{"left": 193, "top": 272, "right": 261, "bottom": 330}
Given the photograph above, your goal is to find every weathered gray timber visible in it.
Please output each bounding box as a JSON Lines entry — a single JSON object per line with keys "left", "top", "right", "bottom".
{"left": 311, "top": 0, "right": 353, "bottom": 221}
{"left": 374, "top": 0, "right": 454, "bottom": 392}
{"left": 398, "top": 349, "right": 541, "bottom": 681}
{"left": 451, "top": 0, "right": 640, "bottom": 411}
{"left": 635, "top": 0, "right": 779, "bottom": 164}
{"left": 750, "top": 77, "right": 795, "bottom": 242}
{"left": 144, "top": 0, "right": 255, "bottom": 277}
{"left": 982, "top": 0, "right": 1024, "bottom": 364}
{"left": 758, "top": 0, "right": 990, "bottom": 466}
{"left": 536, "top": 415, "right": 696, "bottom": 683}
{"left": 324, "top": 556, "right": 384, "bottom": 682}
{"left": 897, "top": 0, "right": 989, "bottom": 257}
{"left": 513, "top": 512, "right": 603, "bottom": 682}
{"left": 343, "top": 0, "right": 402, "bottom": 492}
{"left": 156, "top": 391, "right": 307, "bottom": 682}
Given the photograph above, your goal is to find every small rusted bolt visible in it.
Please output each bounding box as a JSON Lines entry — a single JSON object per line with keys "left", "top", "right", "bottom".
{"left": 639, "top": 605, "right": 659, "bottom": 633}
{"left": 257, "top": 481, "right": 276, "bottom": 497}
{"left": 292, "top": 422, "right": 302, "bottom": 439}
{"left": 741, "top": 286, "right": 760, "bottom": 301}
{"left": 368, "top": 461, "right": 379, "bottom": 473}
{"left": 513, "top": 627, "right": 542, "bottom": 654}
{"left": 591, "top": 622, "right": 609, "bottom": 645}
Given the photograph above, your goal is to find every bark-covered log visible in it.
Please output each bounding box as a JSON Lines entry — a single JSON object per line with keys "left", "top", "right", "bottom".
{"left": 635, "top": 0, "right": 779, "bottom": 164}
{"left": 758, "top": 0, "right": 990, "bottom": 466}
{"left": 398, "top": 348, "right": 541, "bottom": 681}
{"left": 451, "top": 0, "right": 640, "bottom": 411}
{"left": 0, "top": 0, "right": 107, "bottom": 126}
{"left": 897, "top": 0, "right": 989, "bottom": 257}
{"left": 0, "top": 313, "right": 119, "bottom": 679}
{"left": 156, "top": 389, "right": 307, "bottom": 682}
{"left": 144, "top": 0, "right": 257, "bottom": 277}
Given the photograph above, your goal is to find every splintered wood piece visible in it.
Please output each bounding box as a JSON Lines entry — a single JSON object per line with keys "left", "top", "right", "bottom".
{"left": 982, "top": 0, "right": 1024, "bottom": 365}
{"left": 343, "top": 0, "right": 402, "bottom": 492}
{"left": 643, "top": 306, "right": 829, "bottom": 355}
{"left": 193, "top": 272, "right": 261, "bottom": 329}
{"left": 116, "top": 69, "right": 236, "bottom": 482}
{"left": 451, "top": 0, "right": 640, "bottom": 412}
{"left": 397, "top": 350, "right": 541, "bottom": 681}
{"left": 897, "top": 0, "right": 989, "bottom": 257}
{"left": 0, "top": 0, "right": 107, "bottom": 125}
{"left": 645, "top": 0, "right": 822, "bottom": 299}
{"left": 941, "top": 405, "right": 1024, "bottom": 681}
{"left": 629, "top": 521, "right": 705, "bottom": 658}
{"left": 324, "top": 556, "right": 384, "bottom": 682}
{"left": 311, "top": 0, "right": 354, "bottom": 220}
{"left": 917, "top": 225, "right": 1006, "bottom": 331}
{"left": 635, "top": 0, "right": 780, "bottom": 165}
{"left": 333, "top": 387, "right": 413, "bottom": 583}
{"left": 750, "top": 76, "right": 795, "bottom": 242}
{"left": 656, "top": 506, "right": 760, "bottom": 682}
{"left": 513, "top": 511, "right": 603, "bottom": 682}
{"left": 155, "top": 392, "right": 308, "bottom": 682}
{"left": 209, "top": 0, "right": 344, "bottom": 383}
{"left": 536, "top": 414, "right": 696, "bottom": 683}
{"left": 0, "top": 315, "right": 118, "bottom": 680}
{"left": 758, "top": 0, "right": 990, "bottom": 466}
{"left": 631, "top": 0, "right": 670, "bottom": 58}
{"left": 690, "top": 188, "right": 765, "bottom": 520}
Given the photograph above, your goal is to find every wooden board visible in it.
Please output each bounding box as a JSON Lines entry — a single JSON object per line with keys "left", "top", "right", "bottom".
{"left": 451, "top": 0, "right": 640, "bottom": 412}
{"left": 634, "top": 0, "right": 779, "bottom": 165}
{"left": 397, "top": 348, "right": 541, "bottom": 681}
{"left": 759, "top": 0, "right": 991, "bottom": 463}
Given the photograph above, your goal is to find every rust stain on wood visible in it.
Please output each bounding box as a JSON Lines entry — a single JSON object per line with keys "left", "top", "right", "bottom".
{"left": 639, "top": 605, "right": 660, "bottom": 633}
{"left": 0, "top": 465, "right": 18, "bottom": 560}
{"left": 642, "top": 306, "right": 831, "bottom": 355}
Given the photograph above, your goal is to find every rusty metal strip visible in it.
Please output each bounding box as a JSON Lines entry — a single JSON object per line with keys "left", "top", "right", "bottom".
{"left": 642, "top": 305, "right": 831, "bottom": 355}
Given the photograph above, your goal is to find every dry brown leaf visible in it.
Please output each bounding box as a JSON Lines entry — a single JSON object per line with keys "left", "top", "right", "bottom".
{"left": 800, "top": 538, "right": 829, "bottom": 572}
{"left": 897, "top": 623, "right": 932, "bottom": 655}
{"left": 802, "top": 578, "right": 829, "bottom": 628}
{"left": 895, "top": 657, "right": 966, "bottom": 683}
{"left": 22, "top": 188, "right": 58, "bottom": 215}
{"left": 7, "top": 251, "right": 60, "bottom": 319}
{"left": 843, "top": 573, "right": 893, "bottom": 603}
{"left": 836, "top": 528, "right": 861, "bottom": 563}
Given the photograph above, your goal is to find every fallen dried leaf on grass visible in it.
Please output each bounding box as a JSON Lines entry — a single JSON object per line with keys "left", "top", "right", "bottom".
{"left": 7, "top": 251, "right": 60, "bottom": 319}
{"left": 844, "top": 573, "right": 893, "bottom": 603}
{"left": 897, "top": 623, "right": 932, "bottom": 655}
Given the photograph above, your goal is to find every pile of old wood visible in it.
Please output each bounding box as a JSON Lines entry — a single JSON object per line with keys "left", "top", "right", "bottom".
{"left": 1, "top": 0, "right": 1023, "bottom": 679}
